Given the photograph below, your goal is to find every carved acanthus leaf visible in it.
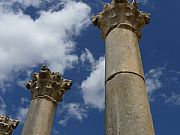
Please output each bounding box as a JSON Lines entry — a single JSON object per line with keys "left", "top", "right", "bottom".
{"left": 92, "top": 1, "right": 150, "bottom": 39}
{"left": 0, "top": 115, "right": 19, "bottom": 135}
{"left": 26, "top": 65, "right": 72, "bottom": 103}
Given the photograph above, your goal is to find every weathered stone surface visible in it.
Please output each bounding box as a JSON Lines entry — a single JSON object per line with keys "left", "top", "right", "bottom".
{"left": 106, "top": 73, "right": 154, "bottom": 135}
{"left": 21, "top": 98, "right": 55, "bottom": 135}
{"left": 92, "top": 1, "right": 150, "bottom": 39}
{"left": 26, "top": 65, "right": 72, "bottom": 104}
{"left": 105, "top": 27, "right": 144, "bottom": 82}
{"left": 104, "top": 27, "right": 155, "bottom": 135}
{"left": 93, "top": 1, "right": 155, "bottom": 135}
{"left": 22, "top": 66, "right": 72, "bottom": 135}
{"left": 0, "top": 115, "right": 19, "bottom": 135}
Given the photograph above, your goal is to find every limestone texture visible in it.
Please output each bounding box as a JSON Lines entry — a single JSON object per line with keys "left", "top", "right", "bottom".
{"left": 106, "top": 73, "right": 154, "bottom": 135}
{"left": 21, "top": 98, "right": 56, "bottom": 135}
{"left": 105, "top": 28, "right": 144, "bottom": 82}
{"left": 22, "top": 66, "right": 72, "bottom": 135}
{"left": 93, "top": 1, "right": 155, "bottom": 135}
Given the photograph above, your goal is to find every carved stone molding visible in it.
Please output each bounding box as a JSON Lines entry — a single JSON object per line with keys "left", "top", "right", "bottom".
{"left": 0, "top": 115, "right": 19, "bottom": 135}
{"left": 92, "top": 1, "right": 150, "bottom": 39}
{"left": 26, "top": 66, "right": 72, "bottom": 104}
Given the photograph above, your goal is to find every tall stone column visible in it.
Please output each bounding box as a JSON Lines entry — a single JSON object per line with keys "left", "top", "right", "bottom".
{"left": 92, "top": 0, "right": 155, "bottom": 135}
{"left": 22, "top": 66, "right": 72, "bottom": 135}
{"left": 0, "top": 115, "right": 19, "bottom": 135}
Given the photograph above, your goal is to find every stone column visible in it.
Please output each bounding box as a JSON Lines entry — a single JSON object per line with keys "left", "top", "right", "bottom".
{"left": 0, "top": 115, "right": 19, "bottom": 135}
{"left": 22, "top": 66, "right": 72, "bottom": 135}
{"left": 92, "top": 1, "right": 155, "bottom": 135}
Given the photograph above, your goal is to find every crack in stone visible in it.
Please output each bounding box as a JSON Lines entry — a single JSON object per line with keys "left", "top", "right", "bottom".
{"left": 105, "top": 71, "right": 145, "bottom": 84}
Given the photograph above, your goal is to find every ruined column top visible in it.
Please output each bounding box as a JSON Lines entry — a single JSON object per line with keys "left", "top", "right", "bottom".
{"left": 92, "top": 0, "right": 150, "bottom": 39}
{"left": 0, "top": 115, "right": 19, "bottom": 135}
{"left": 26, "top": 65, "right": 72, "bottom": 104}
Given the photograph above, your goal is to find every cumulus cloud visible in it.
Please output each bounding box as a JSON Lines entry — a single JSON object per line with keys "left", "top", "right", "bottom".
{"left": 80, "top": 54, "right": 165, "bottom": 110}
{"left": 145, "top": 67, "right": 180, "bottom": 103}
{"left": 16, "top": 107, "right": 29, "bottom": 122}
{"left": 14, "top": 0, "right": 41, "bottom": 7}
{"left": 0, "top": 0, "right": 41, "bottom": 8}
{"left": 80, "top": 53, "right": 164, "bottom": 109}
{"left": 58, "top": 103, "right": 87, "bottom": 126}
{"left": 80, "top": 48, "right": 95, "bottom": 66}
{"left": 52, "top": 129, "right": 59, "bottom": 135}
{"left": 145, "top": 67, "right": 163, "bottom": 96}
{"left": 0, "top": 97, "right": 6, "bottom": 115}
{"left": 136, "top": 0, "right": 148, "bottom": 4}
{"left": 81, "top": 56, "right": 105, "bottom": 110}
{"left": 16, "top": 69, "right": 33, "bottom": 88}
{"left": 0, "top": 0, "right": 91, "bottom": 91}
{"left": 57, "top": 49, "right": 105, "bottom": 126}
{"left": 145, "top": 67, "right": 164, "bottom": 101}
{"left": 80, "top": 58, "right": 163, "bottom": 109}
{"left": 80, "top": 48, "right": 96, "bottom": 70}
{"left": 20, "top": 97, "right": 30, "bottom": 105}
{"left": 15, "top": 97, "right": 30, "bottom": 122}
{"left": 162, "top": 92, "right": 180, "bottom": 106}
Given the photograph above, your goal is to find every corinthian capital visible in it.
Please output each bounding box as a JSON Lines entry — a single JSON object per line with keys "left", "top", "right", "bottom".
{"left": 92, "top": 0, "right": 150, "bottom": 39}
{"left": 0, "top": 115, "right": 19, "bottom": 135}
{"left": 26, "top": 65, "right": 72, "bottom": 104}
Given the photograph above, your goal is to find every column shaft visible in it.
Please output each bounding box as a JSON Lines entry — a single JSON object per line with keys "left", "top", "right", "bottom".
{"left": 105, "top": 27, "right": 155, "bottom": 135}
{"left": 22, "top": 98, "right": 55, "bottom": 135}
{"left": 21, "top": 66, "right": 72, "bottom": 135}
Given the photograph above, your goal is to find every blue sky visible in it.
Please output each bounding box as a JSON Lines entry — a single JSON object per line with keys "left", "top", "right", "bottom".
{"left": 0, "top": 0, "right": 180, "bottom": 135}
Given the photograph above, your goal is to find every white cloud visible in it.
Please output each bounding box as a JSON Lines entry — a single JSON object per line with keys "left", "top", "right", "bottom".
{"left": 15, "top": 97, "right": 30, "bottom": 123}
{"left": 80, "top": 48, "right": 97, "bottom": 71}
{"left": 80, "top": 54, "right": 165, "bottom": 109}
{"left": 58, "top": 103, "right": 87, "bottom": 126}
{"left": 145, "top": 67, "right": 163, "bottom": 100}
{"left": 0, "top": 0, "right": 91, "bottom": 91}
{"left": 145, "top": 67, "right": 180, "bottom": 103}
{"left": 80, "top": 48, "right": 95, "bottom": 66}
{"left": 20, "top": 97, "right": 30, "bottom": 105}
{"left": 17, "top": 69, "right": 33, "bottom": 88}
{"left": 136, "top": 0, "right": 148, "bottom": 4}
{"left": 162, "top": 92, "right": 180, "bottom": 106}
{"left": 0, "top": 0, "right": 41, "bottom": 8}
{"left": 14, "top": 0, "right": 41, "bottom": 7}
{"left": 81, "top": 57, "right": 105, "bottom": 110}
{"left": 0, "top": 97, "right": 6, "bottom": 115}
{"left": 16, "top": 107, "right": 29, "bottom": 122}
{"left": 52, "top": 129, "right": 59, "bottom": 135}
